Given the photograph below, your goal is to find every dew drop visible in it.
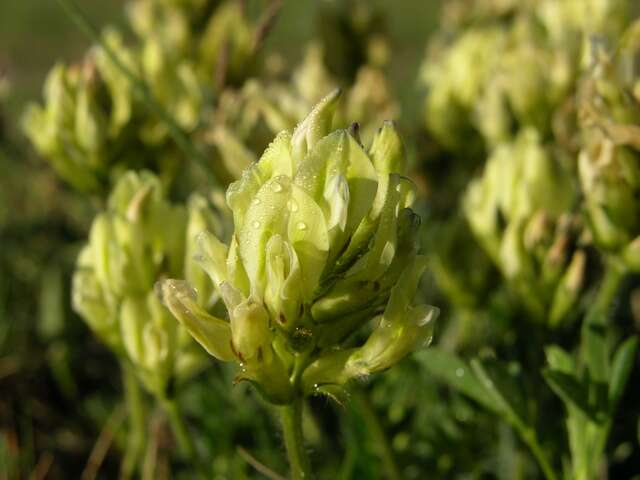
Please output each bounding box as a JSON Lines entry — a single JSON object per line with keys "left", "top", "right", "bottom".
{"left": 296, "top": 222, "right": 307, "bottom": 231}
{"left": 252, "top": 198, "right": 261, "bottom": 205}
{"left": 287, "top": 199, "right": 299, "bottom": 212}
{"left": 252, "top": 220, "right": 261, "bottom": 229}
{"left": 455, "top": 368, "right": 465, "bottom": 378}
{"left": 271, "top": 181, "right": 283, "bottom": 193}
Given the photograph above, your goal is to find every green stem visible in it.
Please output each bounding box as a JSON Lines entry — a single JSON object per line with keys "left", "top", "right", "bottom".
{"left": 519, "top": 428, "right": 558, "bottom": 480}
{"left": 582, "top": 258, "right": 626, "bottom": 384}
{"left": 120, "top": 365, "right": 146, "bottom": 480}
{"left": 54, "top": 0, "right": 220, "bottom": 188}
{"left": 161, "top": 398, "right": 195, "bottom": 458}
{"left": 280, "top": 396, "right": 313, "bottom": 480}
{"left": 581, "top": 259, "right": 627, "bottom": 478}
{"left": 351, "top": 391, "right": 402, "bottom": 480}
{"left": 160, "top": 397, "right": 207, "bottom": 478}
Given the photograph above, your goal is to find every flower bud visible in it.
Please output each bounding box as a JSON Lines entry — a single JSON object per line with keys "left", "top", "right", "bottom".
{"left": 302, "top": 258, "right": 438, "bottom": 392}
{"left": 264, "top": 235, "right": 303, "bottom": 329}
{"left": 120, "top": 294, "right": 174, "bottom": 393}
{"left": 549, "top": 250, "right": 587, "bottom": 326}
{"left": 158, "top": 279, "right": 233, "bottom": 361}
{"left": 72, "top": 246, "right": 120, "bottom": 352}
{"left": 185, "top": 195, "right": 220, "bottom": 307}
{"left": 369, "top": 120, "right": 405, "bottom": 175}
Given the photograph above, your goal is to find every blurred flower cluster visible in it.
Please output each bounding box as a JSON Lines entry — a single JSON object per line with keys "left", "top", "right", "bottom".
{"left": 420, "top": 0, "right": 638, "bottom": 329}
{"left": 22, "top": 0, "right": 273, "bottom": 193}
{"left": 578, "top": 20, "right": 640, "bottom": 269}
{"left": 72, "top": 171, "right": 221, "bottom": 394}
{"left": 207, "top": 43, "right": 399, "bottom": 182}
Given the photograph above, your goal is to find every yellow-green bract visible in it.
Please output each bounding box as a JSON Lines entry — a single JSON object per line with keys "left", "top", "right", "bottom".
{"left": 160, "top": 90, "right": 438, "bottom": 404}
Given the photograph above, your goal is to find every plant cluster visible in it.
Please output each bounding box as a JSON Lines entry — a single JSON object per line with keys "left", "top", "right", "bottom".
{"left": 3, "top": 0, "right": 640, "bottom": 478}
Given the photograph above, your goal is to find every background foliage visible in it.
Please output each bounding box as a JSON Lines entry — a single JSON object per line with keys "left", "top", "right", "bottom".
{"left": 1, "top": 1, "right": 639, "bottom": 479}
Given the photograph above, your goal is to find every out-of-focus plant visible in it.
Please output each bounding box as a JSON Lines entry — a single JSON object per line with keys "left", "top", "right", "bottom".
{"left": 411, "top": 2, "right": 640, "bottom": 479}
{"left": 10, "top": 0, "right": 640, "bottom": 477}
{"left": 160, "top": 91, "right": 438, "bottom": 478}
{"left": 22, "top": 0, "right": 283, "bottom": 194}
{"left": 22, "top": 32, "right": 202, "bottom": 192}
{"left": 72, "top": 170, "right": 220, "bottom": 475}
{"left": 463, "top": 128, "right": 587, "bottom": 325}
{"left": 127, "top": 0, "right": 282, "bottom": 87}
{"left": 420, "top": 0, "right": 629, "bottom": 159}
{"left": 578, "top": 21, "right": 640, "bottom": 269}
{"left": 207, "top": 43, "right": 399, "bottom": 183}
{"left": 421, "top": 15, "right": 569, "bottom": 154}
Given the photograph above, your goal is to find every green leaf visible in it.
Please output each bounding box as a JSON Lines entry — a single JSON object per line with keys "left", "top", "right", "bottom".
{"left": 583, "top": 321, "right": 610, "bottom": 384}
{"left": 543, "top": 369, "right": 602, "bottom": 423}
{"left": 417, "top": 348, "right": 497, "bottom": 414}
{"left": 608, "top": 336, "right": 638, "bottom": 411}
{"left": 471, "top": 358, "right": 530, "bottom": 426}
{"left": 544, "top": 345, "right": 576, "bottom": 374}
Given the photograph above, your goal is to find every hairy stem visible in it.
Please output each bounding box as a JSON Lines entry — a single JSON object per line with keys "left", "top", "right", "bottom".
{"left": 280, "top": 396, "right": 313, "bottom": 480}
{"left": 54, "top": 0, "right": 220, "bottom": 188}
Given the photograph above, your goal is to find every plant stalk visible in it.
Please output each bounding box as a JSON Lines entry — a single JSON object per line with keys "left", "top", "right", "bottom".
{"left": 581, "top": 258, "right": 627, "bottom": 478}
{"left": 519, "top": 429, "right": 558, "bottom": 480}
{"left": 280, "top": 396, "right": 313, "bottom": 480}
{"left": 120, "top": 365, "right": 146, "bottom": 479}
{"left": 160, "top": 397, "right": 207, "bottom": 479}
{"left": 161, "top": 398, "right": 195, "bottom": 459}
{"left": 351, "top": 390, "right": 402, "bottom": 480}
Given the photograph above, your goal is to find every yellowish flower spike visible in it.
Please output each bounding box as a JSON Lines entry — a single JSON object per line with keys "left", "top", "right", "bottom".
{"left": 160, "top": 91, "right": 438, "bottom": 404}
{"left": 463, "top": 128, "right": 586, "bottom": 325}
{"left": 73, "top": 170, "right": 217, "bottom": 394}
{"left": 578, "top": 23, "right": 640, "bottom": 267}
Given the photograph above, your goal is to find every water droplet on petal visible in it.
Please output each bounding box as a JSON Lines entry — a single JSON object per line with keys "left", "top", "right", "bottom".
{"left": 252, "top": 220, "right": 261, "bottom": 229}
{"left": 456, "top": 368, "right": 464, "bottom": 378}
{"left": 252, "top": 198, "right": 261, "bottom": 205}
{"left": 287, "top": 199, "right": 299, "bottom": 212}
{"left": 296, "top": 222, "right": 307, "bottom": 231}
{"left": 271, "top": 181, "right": 283, "bottom": 193}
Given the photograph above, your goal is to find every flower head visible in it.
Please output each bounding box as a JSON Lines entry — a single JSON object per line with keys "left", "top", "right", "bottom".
{"left": 73, "top": 171, "right": 214, "bottom": 394}
{"left": 160, "top": 91, "right": 437, "bottom": 403}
